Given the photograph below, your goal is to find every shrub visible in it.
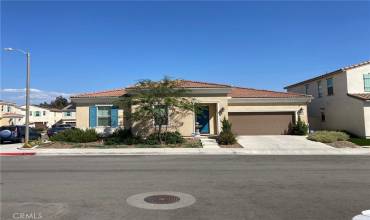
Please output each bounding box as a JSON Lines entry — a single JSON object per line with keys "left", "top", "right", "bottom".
{"left": 291, "top": 117, "right": 308, "bottom": 135}
{"left": 217, "top": 118, "right": 236, "bottom": 145}
{"left": 50, "top": 128, "right": 99, "bottom": 143}
{"left": 104, "top": 128, "right": 142, "bottom": 145}
{"left": 307, "top": 131, "right": 350, "bottom": 143}
{"left": 144, "top": 131, "right": 185, "bottom": 145}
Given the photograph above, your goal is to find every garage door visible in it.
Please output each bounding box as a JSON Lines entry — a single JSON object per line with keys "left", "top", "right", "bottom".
{"left": 228, "top": 112, "right": 294, "bottom": 135}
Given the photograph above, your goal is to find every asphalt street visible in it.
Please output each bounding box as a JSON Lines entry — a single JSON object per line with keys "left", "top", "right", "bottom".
{"left": 1, "top": 155, "right": 370, "bottom": 220}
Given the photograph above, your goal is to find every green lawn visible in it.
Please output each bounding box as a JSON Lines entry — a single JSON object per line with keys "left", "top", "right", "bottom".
{"left": 349, "top": 138, "right": 370, "bottom": 146}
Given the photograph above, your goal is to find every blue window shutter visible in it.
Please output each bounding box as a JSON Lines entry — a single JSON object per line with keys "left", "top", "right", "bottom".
{"left": 111, "top": 106, "right": 118, "bottom": 128}
{"left": 364, "top": 74, "right": 370, "bottom": 92}
{"left": 89, "top": 106, "right": 97, "bottom": 128}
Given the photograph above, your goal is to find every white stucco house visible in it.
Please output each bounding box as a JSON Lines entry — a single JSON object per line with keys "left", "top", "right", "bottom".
{"left": 0, "top": 100, "right": 25, "bottom": 126}
{"left": 285, "top": 60, "right": 370, "bottom": 138}
{"left": 20, "top": 105, "right": 75, "bottom": 128}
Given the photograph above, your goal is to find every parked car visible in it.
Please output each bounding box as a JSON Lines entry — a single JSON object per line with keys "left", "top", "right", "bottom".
{"left": 47, "top": 124, "right": 73, "bottom": 137}
{"left": 0, "top": 125, "right": 41, "bottom": 144}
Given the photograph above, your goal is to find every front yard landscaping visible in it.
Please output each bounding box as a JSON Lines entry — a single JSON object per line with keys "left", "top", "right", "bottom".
{"left": 307, "top": 130, "right": 370, "bottom": 148}
{"left": 39, "top": 138, "right": 202, "bottom": 149}
{"left": 349, "top": 138, "right": 370, "bottom": 147}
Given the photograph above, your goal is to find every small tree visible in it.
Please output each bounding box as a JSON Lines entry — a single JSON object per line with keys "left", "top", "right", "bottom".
{"left": 217, "top": 118, "right": 237, "bottom": 145}
{"left": 291, "top": 116, "right": 309, "bottom": 135}
{"left": 119, "top": 77, "right": 198, "bottom": 144}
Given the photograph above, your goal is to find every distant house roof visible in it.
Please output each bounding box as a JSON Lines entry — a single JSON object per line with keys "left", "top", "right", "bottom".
{"left": 348, "top": 93, "right": 370, "bottom": 101}
{"left": 1, "top": 112, "right": 24, "bottom": 118}
{"left": 230, "top": 87, "right": 307, "bottom": 98}
{"left": 285, "top": 60, "right": 370, "bottom": 89}
{"left": 70, "top": 88, "right": 126, "bottom": 98}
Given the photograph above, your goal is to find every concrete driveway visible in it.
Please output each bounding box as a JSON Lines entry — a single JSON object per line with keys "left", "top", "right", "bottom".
{"left": 237, "top": 135, "right": 340, "bottom": 154}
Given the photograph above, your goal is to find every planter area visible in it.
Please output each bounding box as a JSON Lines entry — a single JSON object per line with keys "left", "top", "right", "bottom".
{"left": 39, "top": 138, "right": 202, "bottom": 149}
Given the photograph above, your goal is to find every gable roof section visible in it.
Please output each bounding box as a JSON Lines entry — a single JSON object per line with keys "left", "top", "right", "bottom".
{"left": 71, "top": 88, "right": 126, "bottom": 98}
{"left": 71, "top": 80, "right": 307, "bottom": 100}
{"left": 285, "top": 60, "right": 370, "bottom": 89}
{"left": 348, "top": 93, "right": 370, "bottom": 101}
{"left": 230, "top": 87, "right": 307, "bottom": 98}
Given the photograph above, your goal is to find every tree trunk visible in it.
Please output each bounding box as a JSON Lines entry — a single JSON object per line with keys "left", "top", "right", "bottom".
{"left": 158, "top": 124, "right": 162, "bottom": 145}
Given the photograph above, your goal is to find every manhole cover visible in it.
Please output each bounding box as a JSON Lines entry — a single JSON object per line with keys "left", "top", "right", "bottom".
{"left": 127, "top": 191, "right": 196, "bottom": 210}
{"left": 144, "top": 195, "right": 180, "bottom": 204}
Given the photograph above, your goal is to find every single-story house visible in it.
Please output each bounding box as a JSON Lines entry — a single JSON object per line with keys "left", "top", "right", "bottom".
{"left": 71, "top": 80, "right": 312, "bottom": 136}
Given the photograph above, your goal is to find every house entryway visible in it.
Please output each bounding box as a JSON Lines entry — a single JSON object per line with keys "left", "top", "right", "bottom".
{"left": 196, "top": 106, "right": 210, "bottom": 134}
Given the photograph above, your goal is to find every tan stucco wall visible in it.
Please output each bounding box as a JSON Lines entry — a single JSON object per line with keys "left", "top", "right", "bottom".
{"left": 76, "top": 105, "right": 89, "bottom": 129}
{"left": 130, "top": 96, "right": 228, "bottom": 136}
{"left": 228, "top": 103, "right": 308, "bottom": 123}
{"left": 287, "top": 67, "right": 369, "bottom": 137}
{"left": 76, "top": 103, "right": 126, "bottom": 132}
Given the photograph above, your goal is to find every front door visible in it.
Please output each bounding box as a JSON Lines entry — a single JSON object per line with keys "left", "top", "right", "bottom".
{"left": 196, "top": 106, "right": 210, "bottom": 134}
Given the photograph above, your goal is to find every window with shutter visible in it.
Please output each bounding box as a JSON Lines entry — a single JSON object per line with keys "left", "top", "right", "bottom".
{"left": 364, "top": 74, "right": 370, "bottom": 92}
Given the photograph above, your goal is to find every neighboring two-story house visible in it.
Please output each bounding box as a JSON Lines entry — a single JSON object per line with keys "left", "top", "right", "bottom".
{"left": 285, "top": 60, "right": 370, "bottom": 138}
{"left": 0, "top": 100, "right": 25, "bottom": 126}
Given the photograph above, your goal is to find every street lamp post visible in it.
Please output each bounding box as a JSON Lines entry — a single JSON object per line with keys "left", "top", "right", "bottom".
{"left": 4, "top": 48, "right": 32, "bottom": 148}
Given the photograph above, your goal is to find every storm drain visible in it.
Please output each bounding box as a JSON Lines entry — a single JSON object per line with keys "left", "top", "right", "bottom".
{"left": 126, "top": 191, "right": 196, "bottom": 210}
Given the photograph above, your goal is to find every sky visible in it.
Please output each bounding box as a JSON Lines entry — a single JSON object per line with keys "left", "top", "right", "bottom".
{"left": 1, "top": 1, "right": 370, "bottom": 105}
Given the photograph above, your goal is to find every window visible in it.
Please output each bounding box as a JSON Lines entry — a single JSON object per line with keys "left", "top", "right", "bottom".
{"left": 7, "top": 106, "right": 11, "bottom": 112}
{"left": 43, "top": 111, "right": 46, "bottom": 116}
{"left": 305, "top": 84, "right": 310, "bottom": 95}
{"left": 35, "top": 111, "right": 41, "bottom": 117}
{"left": 364, "top": 74, "right": 370, "bottom": 92}
{"left": 1, "top": 105, "right": 4, "bottom": 112}
{"left": 317, "top": 81, "right": 323, "bottom": 98}
{"left": 64, "top": 112, "right": 72, "bottom": 117}
{"left": 320, "top": 108, "right": 326, "bottom": 122}
{"left": 29, "top": 111, "right": 32, "bottom": 116}
{"left": 154, "top": 105, "right": 169, "bottom": 126}
{"left": 327, "top": 78, "right": 334, "bottom": 96}
{"left": 97, "top": 106, "right": 111, "bottom": 126}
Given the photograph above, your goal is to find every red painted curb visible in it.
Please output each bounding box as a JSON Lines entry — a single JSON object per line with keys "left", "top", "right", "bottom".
{"left": 0, "top": 152, "right": 36, "bottom": 156}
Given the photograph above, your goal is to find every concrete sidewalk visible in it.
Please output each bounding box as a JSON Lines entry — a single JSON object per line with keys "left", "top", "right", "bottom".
{"left": 34, "top": 147, "right": 370, "bottom": 156}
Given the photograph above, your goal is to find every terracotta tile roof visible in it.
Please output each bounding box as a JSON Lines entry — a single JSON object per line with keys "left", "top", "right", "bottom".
{"left": 1, "top": 112, "right": 24, "bottom": 118}
{"left": 127, "top": 80, "right": 231, "bottom": 89}
{"left": 285, "top": 60, "right": 370, "bottom": 89}
{"left": 342, "top": 60, "right": 370, "bottom": 70}
{"left": 348, "top": 93, "right": 370, "bottom": 101}
{"left": 71, "top": 88, "right": 126, "bottom": 98}
{"left": 71, "top": 80, "right": 306, "bottom": 100}
{"left": 230, "top": 87, "right": 308, "bottom": 98}
{"left": 175, "top": 80, "right": 231, "bottom": 88}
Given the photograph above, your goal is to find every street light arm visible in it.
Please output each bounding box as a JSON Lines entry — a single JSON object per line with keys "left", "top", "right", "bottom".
{"left": 3, "top": 47, "right": 28, "bottom": 55}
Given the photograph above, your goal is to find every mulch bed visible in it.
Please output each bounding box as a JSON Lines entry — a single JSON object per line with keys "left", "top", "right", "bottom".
{"left": 38, "top": 139, "right": 202, "bottom": 149}
{"left": 327, "top": 141, "right": 360, "bottom": 148}
{"left": 219, "top": 143, "right": 243, "bottom": 148}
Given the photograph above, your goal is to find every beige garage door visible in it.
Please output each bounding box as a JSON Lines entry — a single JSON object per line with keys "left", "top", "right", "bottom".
{"left": 228, "top": 112, "right": 295, "bottom": 135}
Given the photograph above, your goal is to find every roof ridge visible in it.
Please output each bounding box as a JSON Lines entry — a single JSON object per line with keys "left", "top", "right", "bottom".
{"left": 232, "top": 86, "right": 307, "bottom": 96}
{"left": 285, "top": 59, "right": 370, "bottom": 89}
{"left": 71, "top": 87, "right": 126, "bottom": 97}
{"left": 179, "top": 79, "right": 231, "bottom": 87}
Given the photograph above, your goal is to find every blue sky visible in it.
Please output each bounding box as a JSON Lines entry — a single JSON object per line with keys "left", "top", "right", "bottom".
{"left": 1, "top": 1, "right": 370, "bottom": 104}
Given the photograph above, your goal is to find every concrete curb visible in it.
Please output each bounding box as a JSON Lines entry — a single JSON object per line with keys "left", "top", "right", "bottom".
{"left": 0, "top": 152, "right": 36, "bottom": 156}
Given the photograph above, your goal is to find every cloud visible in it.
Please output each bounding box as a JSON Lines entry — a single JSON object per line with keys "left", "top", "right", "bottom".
{"left": 0, "top": 88, "right": 71, "bottom": 105}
